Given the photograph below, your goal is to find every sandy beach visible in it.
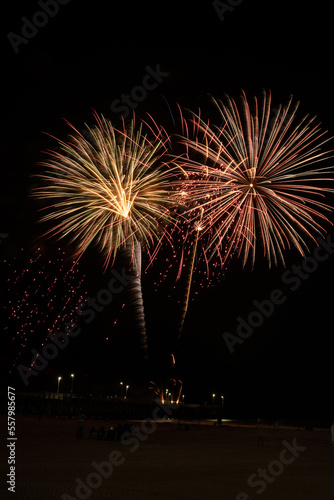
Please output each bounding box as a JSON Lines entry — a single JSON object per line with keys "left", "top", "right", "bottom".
{"left": 1, "top": 416, "right": 333, "bottom": 500}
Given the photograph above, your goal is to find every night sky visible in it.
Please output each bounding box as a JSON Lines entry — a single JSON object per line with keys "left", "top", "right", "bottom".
{"left": 1, "top": 0, "right": 334, "bottom": 421}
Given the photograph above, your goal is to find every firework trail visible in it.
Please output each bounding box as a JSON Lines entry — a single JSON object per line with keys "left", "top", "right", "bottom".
{"left": 145, "top": 104, "right": 230, "bottom": 378}
{"left": 165, "top": 104, "right": 229, "bottom": 346}
{"left": 176, "top": 207, "right": 204, "bottom": 343}
{"left": 33, "top": 112, "right": 178, "bottom": 359}
{"left": 176, "top": 90, "right": 334, "bottom": 268}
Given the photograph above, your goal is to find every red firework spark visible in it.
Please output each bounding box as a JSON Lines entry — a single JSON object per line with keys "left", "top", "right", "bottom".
{"left": 175, "top": 90, "right": 334, "bottom": 268}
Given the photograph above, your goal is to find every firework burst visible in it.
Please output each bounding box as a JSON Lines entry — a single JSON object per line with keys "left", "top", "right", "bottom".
{"left": 34, "top": 112, "right": 176, "bottom": 267}
{"left": 33, "top": 112, "right": 178, "bottom": 359}
{"left": 176, "top": 90, "right": 334, "bottom": 267}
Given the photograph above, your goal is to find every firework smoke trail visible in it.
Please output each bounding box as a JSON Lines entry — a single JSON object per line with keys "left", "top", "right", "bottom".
{"left": 176, "top": 90, "right": 334, "bottom": 268}
{"left": 33, "top": 112, "right": 178, "bottom": 360}
{"left": 124, "top": 240, "right": 147, "bottom": 355}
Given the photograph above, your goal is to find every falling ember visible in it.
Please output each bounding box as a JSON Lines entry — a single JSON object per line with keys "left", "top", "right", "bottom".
{"left": 3, "top": 247, "right": 87, "bottom": 371}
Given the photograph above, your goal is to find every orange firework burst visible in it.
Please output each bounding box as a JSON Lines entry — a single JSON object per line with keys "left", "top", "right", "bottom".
{"left": 33, "top": 112, "right": 177, "bottom": 268}
{"left": 176, "top": 90, "right": 334, "bottom": 267}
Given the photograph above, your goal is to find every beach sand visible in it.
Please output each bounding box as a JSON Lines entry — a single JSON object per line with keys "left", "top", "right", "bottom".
{"left": 1, "top": 416, "right": 333, "bottom": 500}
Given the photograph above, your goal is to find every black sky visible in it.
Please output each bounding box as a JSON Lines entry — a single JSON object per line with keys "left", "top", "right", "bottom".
{"left": 1, "top": 0, "right": 334, "bottom": 420}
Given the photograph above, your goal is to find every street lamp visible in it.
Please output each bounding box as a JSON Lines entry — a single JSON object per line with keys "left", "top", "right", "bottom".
{"left": 182, "top": 394, "right": 185, "bottom": 404}
{"left": 212, "top": 393, "right": 215, "bottom": 405}
{"left": 125, "top": 385, "right": 129, "bottom": 399}
{"left": 57, "top": 376, "right": 62, "bottom": 394}
{"left": 221, "top": 395, "right": 224, "bottom": 406}
{"left": 70, "top": 373, "right": 75, "bottom": 393}
{"left": 120, "top": 382, "right": 123, "bottom": 398}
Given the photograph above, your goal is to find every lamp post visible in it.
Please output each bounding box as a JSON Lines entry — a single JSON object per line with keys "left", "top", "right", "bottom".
{"left": 125, "top": 385, "right": 129, "bottom": 399}
{"left": 212, "top": 393, "right": 216, "bottom": 418}
{"left": 221, "top": 395, "right": 224, "bottom": 407}
{"left": 120, "top": 381, "right": 123, "bottom": 399}
{"left": 70, "top": 373, "right": 75, "bottom": 393}
{"left": 57, "top": 376, "right": 62, "bottom": 394}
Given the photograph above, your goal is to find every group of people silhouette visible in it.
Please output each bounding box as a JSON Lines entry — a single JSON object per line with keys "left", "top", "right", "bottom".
{"left": 89, "top": 422, "right": 132, "bottom": 441}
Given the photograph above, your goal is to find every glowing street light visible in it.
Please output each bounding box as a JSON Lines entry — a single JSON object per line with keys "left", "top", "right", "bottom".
{"left": 120, "top": 381, "right": 123, "bottom": 398}
{"left": 221, "top": 395, "right": 224, "bottom": 406}
{"left": 70, "top": 373, "right": 75, "bottom": 393}
{"left": 212, "top": 393, "right": 215, "bottom": 405}
{"left": 125, "top": 385, "right": 129, "bottom": 398}
{"left": 57, "top": 376, "right": 62, "bottom": 394}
